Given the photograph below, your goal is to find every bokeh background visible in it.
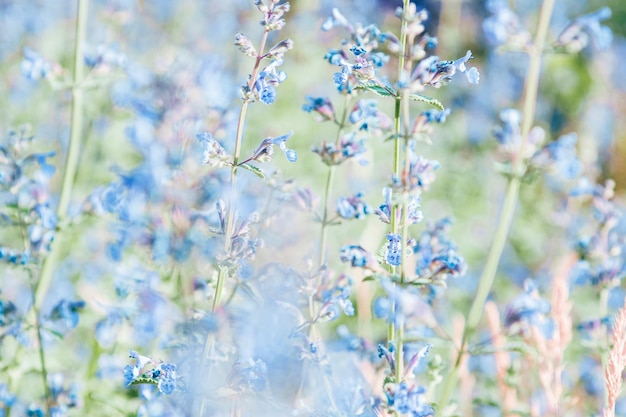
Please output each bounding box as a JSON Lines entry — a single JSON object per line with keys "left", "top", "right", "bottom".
{"left": 1, "top": 0, "right": 625, "bottom": 415}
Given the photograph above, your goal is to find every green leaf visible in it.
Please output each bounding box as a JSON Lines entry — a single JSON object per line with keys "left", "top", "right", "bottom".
{"left": 239, "top": 282, "right": 265, "bottom": 305}
{"left": 129, "top": 376, "right": 158, "bottom": 386}
{"left": 239, "top": 163, "right": 265, "bottom": 179}
{"left": 469, "top": 340, "right": 534, "bottom": 356}
{"left": 355, "top": 83, "right": 397, "bottom": 97}
{"left": 384, "top": 133, "right": 400, "bottom": 142}
{"left": 407, "top": 277, "right": 433, "bottom": 286}
{"left": 408, "top": 94, "right": 444, "bottom": 110}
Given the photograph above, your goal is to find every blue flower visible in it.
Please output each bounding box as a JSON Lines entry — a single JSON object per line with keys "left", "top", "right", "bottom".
{"left": 302, "top": 96, "right": 335, "bottom": 121}
{"left": 375, "top": 187, "right": 393, "bottom": 224}
{"left": 321, "top": 8, "right": 352, "bottom": 32}
{"left": 49, "top": 299, "right": 86, "bottom": 329}
{"left": 196, "top": 132, "right": 230, "bottom": 167}
{"left": 250, "top": 58, "right": 288, "bottom": 104}
{"left": 21, "top": 47, "right": 51, "bottom": 80}
{"left": 250, "top": 130, "right": 297, "bottom": 163}
{"left": 339, "top": 245, "right": 373, "bottom": 268}
{"left": 312, "top": 132, "right": 368, "bottom": 166}
{"left": 557, "top": 7, "right": 612, "bottom": 51}
{"left": 349, "top": 99, "right": 391, "bottom": 132}
{"left": 0, "top": 384, "right": 16, "bottom": 409}
{"left": 453, "top": 50, "right": 480, "bottom": 84}
{"left": 157, "top": 363, "right": 178, "bottom": 395}
{"left": 260, "top": 85, "right": 277, "bottom": 104}
{"left": 414, "top": 217, "right": 466, "bottom": 282}
{"left": 386, "top": 233, "right": 402, "bottom": 266}
{"left": 405, "top": 149, "right": 440, "bottom": 192}
{"left": 336, "top": 192, "right": 372, "bottom": 219}
{"left": 504, "top": 279, "right": 551, "bottom": 332}
{"left": 386, "top": 382, "right": 433, "bottom": 417}
{"left": 482, "top": 0, "right": 527, "bottom": 46}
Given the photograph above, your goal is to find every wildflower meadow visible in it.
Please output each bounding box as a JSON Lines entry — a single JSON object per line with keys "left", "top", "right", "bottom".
{"left": 1, "top": 0, "right": 626, "bottom": 416}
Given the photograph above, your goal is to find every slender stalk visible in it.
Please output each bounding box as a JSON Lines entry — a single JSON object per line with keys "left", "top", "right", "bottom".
{"left": 318, "top": 165, "right": 336, "bottom": 266}
{"left": 438, "top": 0, "right": 555, "bottom": 407}
{"left": 318, "top": 93, "right": 350, "bottom": 267}
{"left": 199, "top": 19, "right": 273, "bottom": 417}
{"left": 17, "top": 3, "right": 89, "bottom": 415}
{"left": 34, "top": 313, "right": 51, "bottom": 417}
{"left": 28, "top": 0, "right": 89, "bottom": 322}
{"left": 215, "top": 24, "right": 270, "bottom": 310}
{"left": 387, "top": 0, "right": 411, "bottom": 369}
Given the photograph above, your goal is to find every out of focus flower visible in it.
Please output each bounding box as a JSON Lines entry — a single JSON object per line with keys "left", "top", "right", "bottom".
{"left": 312, "top": 132, "right": 368, "bottom": 166}
{"left": 197, "top": 132, "right": 230, "bottom": 167}
{"left": 21, "top": 47, "right": 51, "bottom": 80}
{"left": 249, "top": 130, "right": 297, "bottom": 163}
{"left": 556, "top": 7, "right": 612, "bottom": 52}
{"left": 482, "top": 0, "right": 530, "bottom": 47}
{"left": 336, "top": 192, "right": 372, "bottom": 220}
{"left": 302, "top": 96, "right": 335, "bottom": 121}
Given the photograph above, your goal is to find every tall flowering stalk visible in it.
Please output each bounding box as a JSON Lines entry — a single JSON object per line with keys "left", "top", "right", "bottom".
{"left": 196, "top": 1, "right": 294, "bottom": 414}
{"left": 16, "top": 1, "right": 90, "bottom": 415}
{"left": 209, "top": 0, "right": 294, "bottom": 313}
{"left": 438, "top": 0, "right": 556, "bottom": 406}
{"left": 204, "top": 2, "right": 294, "bottom": 301}
{"left": 324, "top": 3, "right": 476, "bottom": 415}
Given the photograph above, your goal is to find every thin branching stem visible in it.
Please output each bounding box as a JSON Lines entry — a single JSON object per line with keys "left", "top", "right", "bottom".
{"left": 319, "top": 93, "right": 351, "bottom": 267}
{"left": 199, "top": 18, "right": 273, "bottom": 417}
{"left": 214, "top": 24, "right": 270, "bottom": 314}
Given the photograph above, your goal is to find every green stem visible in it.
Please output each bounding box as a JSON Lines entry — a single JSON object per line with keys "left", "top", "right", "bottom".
{"left": 17, "top": 4, "right": 89, "bottom": 415}
{"left": 57, "top": 0, "right": 88, "bottom": 217}
{"left": 216, "top": 25, "right": 269, "bottom": 308}
{"left": 199, "top": 23, "right": 272, "bottom": 417}
{"left": 319, "top": 165, "right": 336, "bottom": 267}
{"left": 387, "top": 0, "right": 411, "bottom": 377}
{"left": 28, "top": 0, "right": 89, "bottom": 322}
{"left": 438, "top": 0, "right": 555, "bottom": 407}
{"left": 34, "top": 313, "right": 51, "bottom": 416}
{"left": 318, "top": 94, "right": 350, "bottom": 267}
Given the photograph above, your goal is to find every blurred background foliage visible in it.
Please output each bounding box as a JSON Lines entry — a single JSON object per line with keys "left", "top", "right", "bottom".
{"left": 0, "top": 0, "right": 625, "bottom": 413}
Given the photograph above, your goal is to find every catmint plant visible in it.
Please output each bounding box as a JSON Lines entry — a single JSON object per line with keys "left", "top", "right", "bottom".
{"left": 1, "top": 1, "right": 623, "bottom": 417}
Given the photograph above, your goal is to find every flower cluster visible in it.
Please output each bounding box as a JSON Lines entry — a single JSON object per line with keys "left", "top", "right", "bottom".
{"left": 238, "top": 1, "right": 293, "bottom": 104}
{"left": 124, "top": 350, "right": 183, "bottom": 395}
{"left": 0, "top": 127, "right": 56, "bottom": 265}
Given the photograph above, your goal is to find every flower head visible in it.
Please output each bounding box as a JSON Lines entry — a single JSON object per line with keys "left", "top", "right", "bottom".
{"left": 336, "top": 192, "right": 372, "bottom": 220}
{"left": 556, "top": 7, "right": 612, "bottom": 52}
{"left": 250, "top": 130, "right": 297, "bottom": 163}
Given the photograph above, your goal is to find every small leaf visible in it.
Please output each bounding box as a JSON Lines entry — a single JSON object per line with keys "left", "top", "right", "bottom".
{"left": 239, "top": 163, "right": 265, "bottom": 179}
{"left": 408, "top": 94, "right": 444, "bottom": 110}
{"left": 129, "top": 376, "right": 158, "bottom": 386}
{"left": 239, "top": 282, "right": 265, "bottom": 305}
{"left": 355, "top": 83, "right": 397, "bottom": 97}
{"left": 362, "top": 276, "right": 376, "bottom": 282}
{"left": 407, "top": 277, "right": 433, "bottom": 286}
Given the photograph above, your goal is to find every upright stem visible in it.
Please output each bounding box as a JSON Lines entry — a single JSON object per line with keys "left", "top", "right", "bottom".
{"left": 29, "top": 0, "right": 89, "bottom": 321}
{"left": 19, "top": 4, "right": 89, "bottom": 415}
{"left": 438, "top": 0, "right": 555, "bottom": 407}
{"left": 388, "top": 0, "right": 410, "bottom": 375}
{"left": 318, "top": 165, "right": 335, "bottom": 266}
{"left": 215, "top": 27, "right": 270, "bottom": 310}
{"left": 199, "top": 25, "right": 272, "bottom": 417}
{"left": 318, "top": 94, "right": 350, "bottom": 267}
{"left": 34, "top": 313, "right": 51, "bottom": 416}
